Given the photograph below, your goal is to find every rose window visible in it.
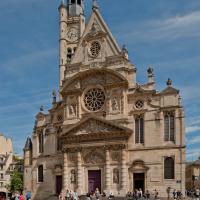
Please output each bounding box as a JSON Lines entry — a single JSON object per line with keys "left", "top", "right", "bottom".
{"left": 90, "top": 41, "right": 101, "bottom": 57}
{"left": 135, "top": 100, "right": 144, "bottom": 109}
{"left": 84, "top": 88, "right": 105, "bottom": 111}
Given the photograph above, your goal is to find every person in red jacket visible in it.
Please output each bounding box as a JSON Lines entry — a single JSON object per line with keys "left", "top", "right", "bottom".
{"left": 19, "top": 193, "right": 25, "bottom": 200}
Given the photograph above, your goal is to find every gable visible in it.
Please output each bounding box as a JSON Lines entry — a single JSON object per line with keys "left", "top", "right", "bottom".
{"left": 62, "top": 116, "right": 131, "bottom": 137}
{"left": 160, "top": 86, "right": 180, "bottom": 95}
{"left": 61, "top": 68, "right": 128, "bottom": 93}
{"left": 71, "top": 8, "right": 122, "bottom": 64}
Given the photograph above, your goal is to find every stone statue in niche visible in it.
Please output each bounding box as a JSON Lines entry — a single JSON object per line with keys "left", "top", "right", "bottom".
{"left": 113, "top": 168, "right": 119, "bottom": 184}
{"left": 112, "top": 97, "right": 120, "bottom": 112}
{"left": 69, "top": 105, "right": 76, "bottom": 117}
{"left": 71, "top": 169, "right": 76, "bottom": 183}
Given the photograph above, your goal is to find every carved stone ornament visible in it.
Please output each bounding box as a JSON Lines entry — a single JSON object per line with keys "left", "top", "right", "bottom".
{"left": 84, "top": 150, "right": 105, "bottom": 164}
{"left": 111, "top": 97, "right": 120, "bottom": 112}
{"left": 84, "top": 87, "right": 105, "bottom": 112}
{"left": 113, "top": 168, "right": 119, "bottom": 184}
{"left": 111, "top": 151, "right": 121, "bottom": 162}
{"left": 70, "top": 169, "right": 76, "bottom": 183}
{"left": 68, "top": 153, "right": 76, "bottom": 163}
{"left": 69, "top": 104, "right": 76, "bottom": 117}
{"left": 70, "top": 118, "right": 120, "bottom": 136}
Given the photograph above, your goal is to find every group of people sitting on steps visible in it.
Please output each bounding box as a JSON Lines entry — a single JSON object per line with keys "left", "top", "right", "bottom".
{"left": 126, "top": 189, "right": 159, "bottom": 200}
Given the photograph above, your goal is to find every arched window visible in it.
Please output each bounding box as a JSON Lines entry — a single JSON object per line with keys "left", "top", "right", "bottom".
{"left": 71, "top": 0, "right": 75, "bottom": 4}
{"left": 135, "top": 115, "right": 144, "bottom": 144}
{"left": 38, "top": 165, "right": 44, "bottom": 182}
{"left": 164, "top": 157, "right": 174, "bottom": 179}
{"left": 67, "top": 48, "right": 73, "bottom": 63}
{"left": 77, "top": 0, "right": 81, "bottom": 5}
{"left": 164, "top": 112, "right": 175, "bottom": 142}
{"left": 38, "top": 132, "right": 44, "bottom": 153}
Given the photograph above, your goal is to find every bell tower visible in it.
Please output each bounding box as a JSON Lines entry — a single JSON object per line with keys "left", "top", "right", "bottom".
{"left": 59, "top": 0, "right": 85, "bottom": 87}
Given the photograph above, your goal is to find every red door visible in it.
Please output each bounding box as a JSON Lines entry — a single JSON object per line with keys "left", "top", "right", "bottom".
{"left": 88, "top": 170, "right": 101, "bottom": 193}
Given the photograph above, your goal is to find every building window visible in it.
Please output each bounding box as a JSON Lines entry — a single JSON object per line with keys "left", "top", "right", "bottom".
{"left": 67, "top": 48, "right": 73, "bottom": 63}
{"left": 135, "top": 115, "right": 144, "bottom": 144}
{"left": 38, "top": 132, "right": 44, "bottom": 153}
{"left": 0, "top": 182, "right": 3, "bottom": 187}
{"left": 164, "top": 157, "right": 175, "bottom": 179}
{"left": 38, "top": 165, "right": 44, "bottom": 182}
{"left": 57, "top": 138, "right": 62, "bottom": 151}
{"left": 164, "top": 112, "right": 175, "bottom": 142}
{"left": 0, "top": 165, "right": 3, "bottom": 170}
{"left": 0, "top": 173, "right": 3, "bottom": 179}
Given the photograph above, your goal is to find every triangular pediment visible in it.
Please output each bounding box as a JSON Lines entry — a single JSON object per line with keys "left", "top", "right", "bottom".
{"left": 160, "top": 86, "right": 179, "bottom": 95}
{"left": 72, "top": 8, "right": 122, "bottom": 64}
{"left": 61, "top": 116, "right": 132, "bottom": 137}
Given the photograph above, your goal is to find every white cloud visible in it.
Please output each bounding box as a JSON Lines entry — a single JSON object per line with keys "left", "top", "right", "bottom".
{"left": 187, "top": 148, "right": 200, "bottom": 161}
{"left": 121, "top": 10, "right": 200, "bottom": 42}
{"left": 187, "top": 135, "right": 200, "bottom": 145}
{"left": 0, "top": 48, "right": 57, "bottom": 73}
{"left": 186, "top": 126, "right": 200, "bottom": 134}
{"left": 0, "top": 0, "right": 48, "bottom": 8}
{"left": 186, "top": 115, "right": 200, "bottom": 134}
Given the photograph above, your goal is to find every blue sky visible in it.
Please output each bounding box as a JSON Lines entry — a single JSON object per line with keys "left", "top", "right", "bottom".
{"left": 0, "top": 0, "right": 200, "bottom": 161}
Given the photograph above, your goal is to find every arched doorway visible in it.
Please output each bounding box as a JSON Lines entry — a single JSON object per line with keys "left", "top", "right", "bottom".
{"left": 129, "top": 160, "right": 149, "bottom": 193}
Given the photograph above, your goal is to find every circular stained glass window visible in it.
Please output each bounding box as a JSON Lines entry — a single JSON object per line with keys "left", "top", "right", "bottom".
{"left": 135, "top": 100, "right": 144, "bottom": 109}
{"left": 90, "top": 41, "right": 101, "bottom": 57}
{"left": 84, "top": 88, "right": 105, "bottom": 111}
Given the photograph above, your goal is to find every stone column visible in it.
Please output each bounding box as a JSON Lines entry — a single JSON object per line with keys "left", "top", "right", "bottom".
{"left": 121, "top": 148, "right": 127, "bottom": 194}
{"left": 105, "top": 149, "right": 111, "bottom": 194}
{"left": 77, "top": 151, "right": 82, "bottom": 194}
{"left": 63, "top": 152, "right": 68, "bottom": 190}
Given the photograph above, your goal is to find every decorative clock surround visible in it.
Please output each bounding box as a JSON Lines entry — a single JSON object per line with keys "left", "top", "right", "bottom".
{"left": 66, "top": 27, "right": 79, "bottom": 42}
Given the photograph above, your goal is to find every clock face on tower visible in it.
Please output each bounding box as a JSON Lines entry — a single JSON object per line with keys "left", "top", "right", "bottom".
{"left": 66, "top": 27, "right": 79, "bottom": 42}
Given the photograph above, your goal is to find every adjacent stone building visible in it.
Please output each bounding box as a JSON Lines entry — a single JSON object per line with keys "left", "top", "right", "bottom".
{"left": 24, "top": 1, "right": 186, "bottom": 199}
{"left": 186, "top": 157, "right": 200, "bottom": 190}
{"left": 0, "top": 134, "right": 13, "bottom": 194}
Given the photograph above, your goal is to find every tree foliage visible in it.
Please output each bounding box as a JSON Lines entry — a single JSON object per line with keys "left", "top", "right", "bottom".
{"left": 7, "top": 170, "right": 23, "bottom": 193}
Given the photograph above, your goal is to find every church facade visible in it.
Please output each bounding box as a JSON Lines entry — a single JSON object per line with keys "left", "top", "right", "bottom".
{"left": 23, "top": 1, "right": 186, "bottom": 199}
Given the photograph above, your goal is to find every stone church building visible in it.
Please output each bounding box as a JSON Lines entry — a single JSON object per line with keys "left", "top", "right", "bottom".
{"left": 24, "top": 1, "right": 186, "bottom": 199}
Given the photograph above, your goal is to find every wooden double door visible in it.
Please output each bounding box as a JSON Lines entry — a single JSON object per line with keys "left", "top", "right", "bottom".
{"left": 88, "top": 170, "right": 101, "bottom": 193}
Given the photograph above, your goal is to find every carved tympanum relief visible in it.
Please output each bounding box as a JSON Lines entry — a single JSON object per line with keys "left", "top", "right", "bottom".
{"left": 69, "top": 118, "right": 123, "bottom": 136}
{"left": 84, "top": 150, "right": 105, "bottom": 164}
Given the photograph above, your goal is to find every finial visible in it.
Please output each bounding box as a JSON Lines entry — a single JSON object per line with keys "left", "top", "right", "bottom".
{"left": 92, "top": 0, "right": 98, "bottom": 9}
{"left": 52, "top": 90, "right": 57, "bottom": 104}
{"left": 167, "top": 78, "right": 172, "bottom": 86}
{"left": 122, "top": 45, "right": 129, "bottom": 60}
{"left": 40, "top": 105, "right": 44, "bottom": 112}
{"left": 178, "top": 95, "right": 182, "bottom": 105}
{"left": 122, "top": 45, "right": 128, "bottom": 53}
{"left": 147, "top": 67, "right": 154, "bottom": 74}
